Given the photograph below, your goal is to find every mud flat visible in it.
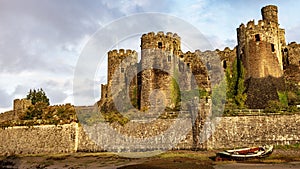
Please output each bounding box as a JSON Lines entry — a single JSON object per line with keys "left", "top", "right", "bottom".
{"left": 0, "top": 149, "right": 300, "bottom": 169}
{"left": 214, "top": 162, "right": 300, "bottom": 169}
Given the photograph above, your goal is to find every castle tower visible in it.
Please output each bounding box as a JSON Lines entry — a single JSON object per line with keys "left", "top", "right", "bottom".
{"left": 237, "top": 5, "right": 285, "bottom": 79}
{"left": 13, "top": 99, "right": 32, "bottom": 112}
{"left": 261, "top": 5, "right": 278, "bottom": 24}
{"left": 139, "top": 32, "right": 181, "bottom": 110}
{"left": 101, "top": 49, "right": 138, "bottom": 104}
{"left": 237, "top": 5, "right": 286, "bottom": 108}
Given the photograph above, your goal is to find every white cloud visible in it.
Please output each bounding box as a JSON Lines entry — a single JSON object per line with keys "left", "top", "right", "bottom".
{"left": 1, "top": 0, "right": 300, "bottom": 113}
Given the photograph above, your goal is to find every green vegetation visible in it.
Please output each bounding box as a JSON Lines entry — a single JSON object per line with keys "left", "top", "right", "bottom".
{"left": 264, "top": 100, "right": 287, "bottom": 113}
{"left": 170, "top": 77, "right": 181, "bottom": 110}
{"left": 278, "top": 91, "right": 288, "bottom": 107}
{"left": 212, "top": 78, "right": 227, "bottom": 117}
{"left": 0, "top": 105, "right": 77, "bottom": 128}
{"left": 168, "top": 68, "right": 181, "bottom": 111}
{"left": 130, "top": 86, "right": 139, "bottom": 109}
{"left": 0, "top": 88, "right": 78, "bottom": 128}
{"left": 102, "top": 112, "right": 129, "bottom": 126}
{"left": 20, "top": 104, "right": 77, "bottom": 126}
{"left": 264, "top": 89, "right": 300, "bottom": 113}
{"left": 287, "top": 90, "right": 300, "bottom": 105}
{"left": 275, "top": 143, "right": 300, "bottom": 150}
{"left": 22, "top": 102, "right": 47, "bottom": 120}
{"left": 157, "top": 150, "right": 215, "bottom": 161}
{"left": 26, "top": 88, "right": 50, "bottom": 105}
{"left": 225, "top": 59, "right": 247, "bottom": 109}
{"left": 77, "top": 108, "right": 103, "bottom": 126}
{"left": 286, "top": 84, "right": 300, "bottom": 106}
{"left": 181, "top": 88, "right": 208, "bottom": 101}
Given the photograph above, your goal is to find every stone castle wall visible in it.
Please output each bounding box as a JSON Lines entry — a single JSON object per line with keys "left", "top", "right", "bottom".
{"left": 1, "top": 114, "right": 300, "bottom": 155}
{"left": 217, "top": 47, "right": 237, "bottom": 70}
{"left": 13, "top": 99, "right": 32, "bottom": 112}
{"left": 0, "top": 123, "right": 77, "bottom": 155}
{"left": 283, "top": 42, "right": 300, "bottom": 84}
{"left": 208, "top": 114, "right": 300, "bottom": 149}
{"left": 100, "top": 32, "right": 212, "bottom": 111}
{"left": 285, "top": 42, "right": 300, "bottom": 67}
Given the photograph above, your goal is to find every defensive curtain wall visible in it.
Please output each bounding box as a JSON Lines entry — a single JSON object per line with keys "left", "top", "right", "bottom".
{"left": 1, "top": 111, "right": 300, "bottom": 155}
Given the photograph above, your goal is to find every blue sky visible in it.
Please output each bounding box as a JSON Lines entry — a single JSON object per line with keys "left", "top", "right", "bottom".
{"left": 0, "top": 0, "right": 300, "bottom": 112}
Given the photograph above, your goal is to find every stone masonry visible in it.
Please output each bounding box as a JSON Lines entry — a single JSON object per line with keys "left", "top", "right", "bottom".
{"left": 237, "top": 5, "right": 285, "bottom": 79}
{"left": 1, "top": 113, "right": 300, "bottom": 155}
{"left": 99, "top": 5, "right": 300, "bottom": 110}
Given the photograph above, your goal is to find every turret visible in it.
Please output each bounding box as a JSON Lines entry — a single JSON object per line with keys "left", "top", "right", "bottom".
{"left": 139, "top": 32, "right": 181, "bottom": 110}
{"left": 261, "top": 5, "right": 278, "bottom": 24}
{"left": 237, "top": 5, "right": 284, "bottom": 79}
{"left": 141, "top": 31, "right": 181, "bottom": 51}
{"left": 237, "top": 5, "right": 285, "bottom": 109}
{"left": 107, "top": 49, "right": 137, "bottom": 85}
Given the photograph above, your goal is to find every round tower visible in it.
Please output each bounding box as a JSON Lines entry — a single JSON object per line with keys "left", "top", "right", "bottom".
{"left": 237, "top": 5, "right": 285, "bottom": 109}
{"left": 106, "top": 49, "right": 137, "bottom": 97}
{"left": 261, "top": 5, "right": 278, "bottom": 24}
{"left": 139, "top": 32, "right": 181, "bottom": 110}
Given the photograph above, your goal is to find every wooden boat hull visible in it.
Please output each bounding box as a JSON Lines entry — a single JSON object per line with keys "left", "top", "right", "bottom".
{"left": 215, "top": 145, "right": 273, "bottom": 161}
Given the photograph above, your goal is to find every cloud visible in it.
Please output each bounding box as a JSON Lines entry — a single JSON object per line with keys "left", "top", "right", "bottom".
{"left": 285, "top": 24, "right": 300, "bottom": 44}
{"left": 0, "top": 0, "right": 129, "bottom": 111}
{"left": 1, "top": 0, "right": 300, "bottom": 113}
{"left": 0, "top": 1, "right": 106, "bottom": 74}
{"left": 0, "top": 89, "right": 13, "bottom": 108}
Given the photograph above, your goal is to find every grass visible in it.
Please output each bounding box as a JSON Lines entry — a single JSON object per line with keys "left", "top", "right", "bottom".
{"left": 157, "top": 150, "right": 215, "bottom": 161}
{"left": 73, "top": 152, "right": 117, "bottom": 158}
{"left": 274, "top": 143, "right": 300, "bottom": 150}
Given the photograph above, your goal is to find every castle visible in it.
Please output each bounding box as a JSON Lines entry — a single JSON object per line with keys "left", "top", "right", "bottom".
{"left": 99, "top": 32, "right": 211, "bottom": 112}
{"left": 99, "top": 5, "right": 300, "bottom": 110}
{"left": 1, "top": 5, "right": 300, "bottom": 156}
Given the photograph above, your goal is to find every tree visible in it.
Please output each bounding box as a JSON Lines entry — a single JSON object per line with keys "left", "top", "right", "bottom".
{"left": 235, "top": 59, "right": 247, "bottom": 108}
{"left": 26, "top": 88, "right": 50, "bottom": 105}
{"left": 225, "top": 58, "right": 247, "bottom": 109}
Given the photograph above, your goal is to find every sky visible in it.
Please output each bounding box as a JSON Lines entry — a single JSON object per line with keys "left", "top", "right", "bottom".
{"left": 0, "top": 0, "right": 300, "bottom": 112}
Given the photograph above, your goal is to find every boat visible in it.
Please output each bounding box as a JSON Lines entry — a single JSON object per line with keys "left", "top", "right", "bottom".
{"left": 215, "top": 145, "right": 274, "bottom": 161}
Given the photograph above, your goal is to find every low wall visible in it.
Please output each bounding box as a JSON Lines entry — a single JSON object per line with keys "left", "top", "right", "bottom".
{"left": 0, "top": 123, "right": 77, "bottom": 155}
{"left": 0, "top": 114, "right": 300, "bottom": 155}
{"left": 81, "top": 118, "right": 193, "bottom": 152}
{"left": 207, "top": 114, "right": 300, "bottom": 149}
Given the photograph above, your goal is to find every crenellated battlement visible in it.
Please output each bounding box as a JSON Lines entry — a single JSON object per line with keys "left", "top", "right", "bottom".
{"left": 99, "top": 5, "right": 299, "bottom": 111}
{"left": 141, "top": 31, "right": 181, "bottom": 51}
{"left": 13, "top": 98, "right": 32, "bottom": 112}
{"left": 241, "top": 19, "right": 278, "bottom": 32}
{"left": 141, "top": 31, "right": 181, "bottom": 41}
{"left": 108, "top": 49, "right": 137, "bottom": 58}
